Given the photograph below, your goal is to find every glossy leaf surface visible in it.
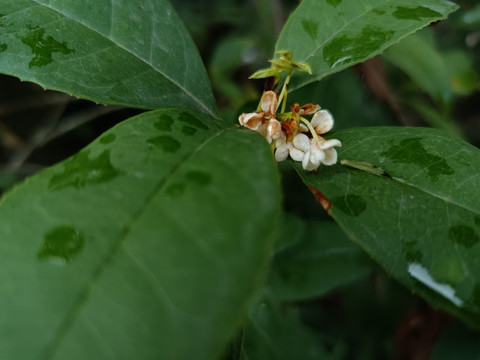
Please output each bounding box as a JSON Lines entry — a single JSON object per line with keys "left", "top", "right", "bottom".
{"left": 0, "top": 109, "right": 281, "bottom": 359}
{"left": 295, "top": 127, "right": 480, "bottom": 327}
{"left": 268, "top": 219, "right": 372, "bottom": 301}
{"left": 275, "top": 0, "right": 458, "bottom": 91}
{"left": 0, "top": 0, "right": 218, "bottom": 116}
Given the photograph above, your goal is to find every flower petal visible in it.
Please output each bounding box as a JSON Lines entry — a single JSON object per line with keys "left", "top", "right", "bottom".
{"left": 302, "top": 151, "right": 321, "bottom": 171}
{"left": 322, "top": 147, "right": 338, "bottom": 165}
{"left": 319, "top": 138, "right": 341, "bottom": 150}
{"left": 274, "top": 131, "right": 287, "bottom": 148}
{"left": 239, "top": 112, "right": 264, "bottom": 130}
{"left": 290, "top": 148, "right": 305, "bottom": 162}
{"left": 292, "top": 133, "right": 310, "bottom": 152}
{"left": 261, "top": 91, "right": 277, "bottom": 115}
{"left": 300, "top": 103, "right": 320, "bottom": 115}
{"left": 275, "top": 144, "right": 290, "bottom": 162}
{"left": 298, "top": 123, "right": 309, "bottom": 133}
{"left": 311, "top": 109, "right": 334, "bottom": 135}
{"left": 267, "top": 119, "right": 282, "bottom": 143}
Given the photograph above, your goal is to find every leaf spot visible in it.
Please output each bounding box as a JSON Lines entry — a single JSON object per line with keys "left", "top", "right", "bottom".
{"left": 0, "top": 43, "right": 7, "bottom": 53}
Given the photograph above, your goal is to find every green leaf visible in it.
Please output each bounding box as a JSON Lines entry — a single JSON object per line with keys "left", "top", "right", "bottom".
{"left": 383, "top": 30, "right": 452, "bottom": 103}
{"left": 275, "top": 0, "right": 458, "bottom": 92}
{"left": 0, "top": 0, "right": 218, "bottom": 116}
{"left": 294, "top": 127, "right": 480, "bottom": 327}
{"left": 0, "top": 109, "right": 281, "bottom": 359}
{"left": 241, "top": 302, "right": 347, "bottom": 360}
{"left": 267, "top": 219, "right": 372, "bottom": 301}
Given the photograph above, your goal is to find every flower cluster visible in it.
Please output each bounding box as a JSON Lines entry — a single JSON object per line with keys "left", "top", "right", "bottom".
{"left": 239, "top": 90, "right": 341, "bottom": 171}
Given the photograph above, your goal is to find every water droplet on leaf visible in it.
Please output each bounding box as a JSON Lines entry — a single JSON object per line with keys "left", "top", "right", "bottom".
{"left": 182, "top": 126, "right": 197, "bottom": 136}
{"left": 147, "top": 135, "right": 181, "bottom": 153}
{"left": 323, "top": 26, "right": 394, "bottom": 68}
{"left": 393, "top": 6, "right": 442, "bottom": 20}
{"left": 301, "top": 20, "right": 319, "bottom": 40}
{"left": 186, "top": 171, "right": 212, "bottom": 186}
{"left": 38, "top": 226, "right": 85, "bottom": 262}
{"left": 20, "top": 25, "right": 74, "bottom": 68}
{"left": 48, "top": 149, "right": 122, "bottom": 190}
{"left": 448, "top": 225, "right": 479, "bottom": 248}
{"left": 166, "top": 183, "right": 185, "bottom": 198}
{"left": 178, "top": 112, "right": 208, "bottom": 130}
{"left": 381, "top": 138, "right": 454, "bottom": 181}
{"left": 154, "top": 114, "right": 174, "bottom": 132}
{"left": 99, "top": 134, "right": 116, "bottom": 145}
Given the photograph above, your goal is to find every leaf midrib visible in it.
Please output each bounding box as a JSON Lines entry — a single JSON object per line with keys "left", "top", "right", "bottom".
{"left": 31, "top": 0, "right": 218, "bottom": 118}
{"left": 42, "top": 124, "right": 233, "bottom": 358}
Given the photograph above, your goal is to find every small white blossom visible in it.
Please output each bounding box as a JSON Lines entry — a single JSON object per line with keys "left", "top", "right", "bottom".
{"left": 275, "top": 141, "right": 291, "bottom": 162}
{"left": 319, "top": 138, "right": 341, "bottom": 165}
{"left": 289, "top": 133, "right": 310, "bottom": 161}
{"left": 311, "top": 109, "right": 334, "bottom": 135}
{"left": 302, "top": 139, "right": 325, "bottom": 171}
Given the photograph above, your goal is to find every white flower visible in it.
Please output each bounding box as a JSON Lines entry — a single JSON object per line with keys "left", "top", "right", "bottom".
{"left": 290, "top": 133, "right": 310, "bottom": 161}
{"left": 302, "top": 139, "right": 325, "bottom": 171}
{"left": 275, "top": 141, "right": 291, "bottom": 162}
{"left": 300, "top": 137, "right": 342, "bottom": 170}
{"left": 318, "top": 138, "right": 342, "bottom": 165}
{"left": 311, "top": 109, "right": 334, "bottom": 135}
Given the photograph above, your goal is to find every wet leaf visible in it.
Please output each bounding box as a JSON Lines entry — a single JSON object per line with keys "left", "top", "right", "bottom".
{"left": 268, "top": 219, "right": 372, "bottom": 301}
{"left": 0, "top": 109, "right": 281, "bottom": 359}
{"left": 275, "top": 0, "right": 458, "bottom": 92}
{"left": 0, "top": 0, "right": 218, "bottom": 116}
{"left": 294, "top": 127, "right": 480, "bottom": 327}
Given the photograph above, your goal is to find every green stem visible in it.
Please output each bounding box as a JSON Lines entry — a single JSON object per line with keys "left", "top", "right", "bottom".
{"left": 276, "top": 73, "right": 291, "bottom": 114}
{"left": 300, "top": 117, "right": 319, "bottom": 140}
{"left": 256, "top": 91, "right": 265, "bottom": 112}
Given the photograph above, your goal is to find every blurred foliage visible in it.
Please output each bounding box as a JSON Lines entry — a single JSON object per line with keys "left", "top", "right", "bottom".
{"left": 0, "top": 0, "right": 479, "bottom": 358}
